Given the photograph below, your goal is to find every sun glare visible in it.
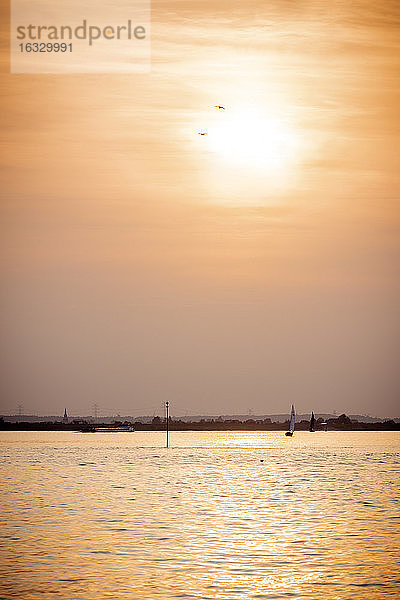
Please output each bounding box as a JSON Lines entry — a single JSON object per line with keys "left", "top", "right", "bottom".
{"left": 192, "top": 104, "right": 304, "bottom": 204}
{"left": 205, "top": 108, "right": 299, "bottom": 172}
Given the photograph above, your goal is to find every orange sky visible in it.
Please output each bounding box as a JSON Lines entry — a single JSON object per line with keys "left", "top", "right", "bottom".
{"left": 1, "top": 1, "right": 399, "bottom": 417}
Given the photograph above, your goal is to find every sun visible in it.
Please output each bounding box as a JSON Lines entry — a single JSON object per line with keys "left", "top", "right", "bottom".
{"left": 192, "top": 104, "right": 303, "bottom": 204}
{"left": 205, "top": 107, "right": 299, "bottom": 172}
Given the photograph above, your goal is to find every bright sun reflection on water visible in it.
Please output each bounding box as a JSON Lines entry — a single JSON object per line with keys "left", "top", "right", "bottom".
{"left": 0, "top": 431, "right": 398, "bottom": 600}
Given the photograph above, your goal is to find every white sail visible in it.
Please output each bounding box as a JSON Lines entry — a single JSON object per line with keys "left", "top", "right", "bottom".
{"left": 289, "top": 405, "right": 295, "bottom": 432}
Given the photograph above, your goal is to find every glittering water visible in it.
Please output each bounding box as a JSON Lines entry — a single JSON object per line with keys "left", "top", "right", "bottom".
{"left": 0, "top": 431, "right": 399, "bottom": 599}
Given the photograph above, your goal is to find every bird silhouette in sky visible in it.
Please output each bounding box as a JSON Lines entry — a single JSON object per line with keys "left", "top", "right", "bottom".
{"left": 214, "top": 105, "right": 225, "bottom": 110}
{"left": 198, "top": 132, "right": 208, "bottom": 135}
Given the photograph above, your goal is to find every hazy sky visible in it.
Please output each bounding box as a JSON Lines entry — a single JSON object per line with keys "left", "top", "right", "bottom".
{"left": 1, "top": 1, "right": 399, "bottom": 418}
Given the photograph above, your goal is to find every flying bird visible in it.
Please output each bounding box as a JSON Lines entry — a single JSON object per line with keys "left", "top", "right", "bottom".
{"left": 198, "top": 132, "right": 208, "bottom": 135}
{"left": 214, "top": 105, "right": 225, "bottom": 110}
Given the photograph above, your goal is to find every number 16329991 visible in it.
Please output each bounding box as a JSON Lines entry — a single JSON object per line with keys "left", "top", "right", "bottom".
{"left": 18, "top": 43, "right": 73, "bottom": 52}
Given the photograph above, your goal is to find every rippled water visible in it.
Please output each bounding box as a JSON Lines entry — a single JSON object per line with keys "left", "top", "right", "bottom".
{"left": 0, "top": 431, "right": 399, "bottom": 599}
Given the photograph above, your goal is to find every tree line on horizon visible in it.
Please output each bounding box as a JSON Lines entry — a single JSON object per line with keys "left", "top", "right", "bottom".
{"left": 0, "top": 414, "right": 399, "bottom": 431}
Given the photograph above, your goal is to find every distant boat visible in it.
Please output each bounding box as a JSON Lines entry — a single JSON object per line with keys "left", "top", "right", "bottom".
{"left": 285, "top": 405, "right": 295, "bottom": 436}
{"left": 309, "top": 411, "right": 315, "bottom": 432}
{"left": 79, "top": 424, "right": 96, "bottom": 433}
{"left": 321, "top": 421, "right": 328, "bottom": 432}
{"left": 95, "top": 425, "right": 134, "bottom": 432}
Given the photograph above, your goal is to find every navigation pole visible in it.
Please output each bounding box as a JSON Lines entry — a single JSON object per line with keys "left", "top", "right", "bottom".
{"left": 165, "top": 401, "right": 169, "bottom": 448}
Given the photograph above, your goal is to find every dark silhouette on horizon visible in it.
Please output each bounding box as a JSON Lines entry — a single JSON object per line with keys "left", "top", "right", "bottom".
{"left": 1, "top": 414, "right": 399, "bottom": 432}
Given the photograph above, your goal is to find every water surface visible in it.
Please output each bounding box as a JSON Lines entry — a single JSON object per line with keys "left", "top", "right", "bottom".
{"left": 0, "top": 431, "right": 399, "bottom": 599}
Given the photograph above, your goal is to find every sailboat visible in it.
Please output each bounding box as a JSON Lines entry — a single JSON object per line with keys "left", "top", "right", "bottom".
{"left": 285, "top": 405, "right": 295, "bottom": 436}
{"left": 309, "top": 411, "right": 315, "bottom": 432}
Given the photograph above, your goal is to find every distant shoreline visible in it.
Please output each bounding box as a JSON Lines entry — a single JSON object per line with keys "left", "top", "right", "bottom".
{"left": 1, "top": 414, "right": 399, "bottom": 432}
